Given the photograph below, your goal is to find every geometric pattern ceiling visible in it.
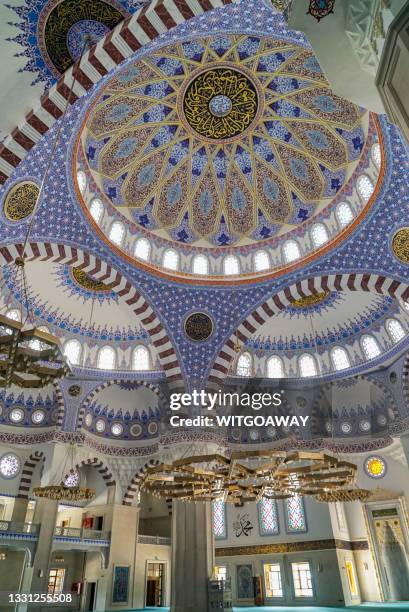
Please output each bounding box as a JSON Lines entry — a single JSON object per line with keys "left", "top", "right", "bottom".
{"left": 80, "top": 34, "right": 367, "bottom": 247}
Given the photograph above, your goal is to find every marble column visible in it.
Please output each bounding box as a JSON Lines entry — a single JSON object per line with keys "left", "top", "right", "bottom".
{"left": 171, "top": 500, "right": 214, "bottom": 612}
{"left": 11, "top": 498, "right": 29, "bottom": 523}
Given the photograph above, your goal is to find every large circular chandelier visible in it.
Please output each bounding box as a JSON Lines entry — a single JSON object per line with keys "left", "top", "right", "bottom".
{"left": 141, "top": 450, "right": 372, "bottom": 503}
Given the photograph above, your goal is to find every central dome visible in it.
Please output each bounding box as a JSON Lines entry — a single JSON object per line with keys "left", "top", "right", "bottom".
{"left": 79, "top": 34, "right": 368, "bottom": 249}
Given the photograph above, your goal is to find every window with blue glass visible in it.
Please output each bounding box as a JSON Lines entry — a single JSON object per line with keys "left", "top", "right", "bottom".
{"left": 258, "top": 496, "right": 279, "bottom": 535}
{"left": 212, "top": 500, "right": 227, "bottom": 539}
{"left": 285, "top": 495, "right": 307, "bottom": 533}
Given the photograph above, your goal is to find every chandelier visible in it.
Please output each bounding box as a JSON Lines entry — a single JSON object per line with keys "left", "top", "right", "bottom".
{"left": 34, "top": 443, "right": 95, "bottom": 503}
{"left": 141, "top": 450, "right": 372, "bottom": 503}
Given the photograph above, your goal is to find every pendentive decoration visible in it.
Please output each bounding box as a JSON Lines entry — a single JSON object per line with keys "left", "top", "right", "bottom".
{"left": 72, "top": 266, "right": 115, "bottom": 292}
{"left": 4, "top": 182, "right": 39, "bottom": 221}
{"left": 308, "top": 0, "right": 335, "bottom": 21}
{"left": 184, "top": 312, "right": 214, "bottom": 342}
{"left": 392, "top": 228, "right": 409, "bottom": 264}
{"left": 364, "top": 455, "right": 387, "bottom": 479}
{"left": 291, "top": 290, "right": 330, "bottom": 309}
{"left": 182, "top": 67, "right": 259, "bottom": 141}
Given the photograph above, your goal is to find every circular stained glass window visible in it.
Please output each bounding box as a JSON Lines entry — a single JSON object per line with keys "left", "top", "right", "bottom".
{"left": 0, "top": 453, "right": 21, "bottom": 479}
{"left": 111, "top": 422, "right": 123, "bottom": 436}
{"left": 9, "top": 408, "right": 24, "bottom": 423}
{"left": 130, "top": 423, "right": 142, "bottom": 438}
{"left": 64, "top": 470, "right": 80, "bottom": 487}
{"left": 95, "top": 419, "right": 106, "bottom": 433}
{"left": 377, "top": 414, "right": 387, "bottom": 426}
{"left": 341, "top": 421, "right": 352, "bottom": 434}
{"left": 359, "top": 419, "right": 371, "bottom": 432}
{"left": 365, "top": 456, "right": 386, "bottom": 479}
{"left": 147, "top": 422, "right": 158, "bottom": 436}
{"left": 31, "top": 410, "right": 45, "bottom": 425}
{"left": 85, "top": 413, "right": 93, "bottom": 427}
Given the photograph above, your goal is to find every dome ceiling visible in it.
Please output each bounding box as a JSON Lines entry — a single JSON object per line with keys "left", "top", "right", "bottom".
{"left": 0, "top": 260, "right": 144, "bottom": 341}
{"left": 78, "top": 34, "right": 368, "bottom": 249}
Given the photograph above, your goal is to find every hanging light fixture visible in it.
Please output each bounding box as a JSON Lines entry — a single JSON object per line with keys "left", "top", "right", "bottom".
{"left": 0, "top": 38, "right": 94, "bottom": 389}
{"left": 140, "top": 450, "right": 374, "bottom": 504}
{"left": 34, "top": 442, "right": 95, "bottom": 502}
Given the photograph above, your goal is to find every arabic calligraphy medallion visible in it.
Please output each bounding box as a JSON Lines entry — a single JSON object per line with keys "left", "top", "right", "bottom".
{"left": 182, "top": 67, "right": 259, "bottom": 142}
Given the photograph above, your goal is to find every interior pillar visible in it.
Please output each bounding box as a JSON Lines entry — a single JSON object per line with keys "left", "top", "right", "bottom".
{"left": 171, "top": 500, "right": 214, "bottom": 612}
{"left": 29, "top": 498, "right": 59, "bottom": 593}
{"left": 11, "top": 498, "right": 29, "bottom": 523}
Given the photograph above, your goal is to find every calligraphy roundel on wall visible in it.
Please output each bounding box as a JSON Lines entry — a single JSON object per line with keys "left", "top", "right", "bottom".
{"left": 4, "top": 182, "right": 39, "bottom": 221}
{"left": 392, "top": 228, "right": 409, "bottom": 264}
{"left": 184, "top": 312, "right": 214, "bottom": 342}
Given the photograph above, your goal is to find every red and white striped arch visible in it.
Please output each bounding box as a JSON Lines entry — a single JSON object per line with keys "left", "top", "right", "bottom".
{"left": 0, "top": 0, "right": 239, "bottom": 184}
{"left": 0, "top": 242, "right": 182, "bottom": 382}
{"left": 208, "top": 273, "right": 409, "bottom": 383}
{"left": 16, "top": 451, "right": 45, "bottom": 499}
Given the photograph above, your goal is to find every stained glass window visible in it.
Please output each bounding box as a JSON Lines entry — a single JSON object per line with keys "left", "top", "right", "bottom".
{"left": 237, "top": 352, "right": 252, "bottom": 377}
{"left": 336, "top": 202, "right": 353, "bottom": 228}
{"left": 212, "top": 500, "right": 227, "bottom": 539}
{"left": 364, "top": 455, "right": 386, "bottom": 479}
{"left": 132, "top": 345, "right": 150, "bottom": 370}
{"left": 357, "top": 174, "right": 374, "bottom": 202}
{"left": 0, "top": 453, "right": 20, "bottom": 479}
{"left": 386, "top": 318, "right": 405, "bottom": 343}
{"left": 299, "top": 354, "right": 317, "bottom": 377}
{"left": 285, "top": 495, "right": 306, "bottom": 533}
{"left": 310, "top": 223, "right": 329, "bottom": 248}
{"left": 89, "top": 198, "right": 104, "bottom": 224}
{"left": 163, "top": 249, "right": 179, "bottom": 270}
{"left": 267, "top": 355, "right": 284, "bottom": 379}
{"left": 258, "top": 496, "right": 279, "bottom": 535}
{"left": 97, "top": 345, "right": 116, "bottom": 370}
{"left": 360, "top": 334, "right": 381, "bottom": 360}
{"left": 64, "top": 339, "right": 82, "bottom": 365}
{"left": 223, "top": 255, "right": 240, "bottom": 275}
{"left": 192, "top": 254, "right": 209, "bottom": 275}
{"left": 254, "top": 250, "right": 270, "bottom": 272}
{"left": 64, "top": 470, "right": 80, "bottom": 488}
{"left": 134, "top": 237, "right": 151, "bottom": 261}
{"left": 283, "top": 240, "right": 300, "bottom": 263}
{"left": 77, "top": 171, "right": 86, "bottom": 195}
{"left": 372, "top": 143, "right": 381, "bottom": 169}
{"left": 109, "top": 221, "right": 125, "bottom": 246}
{"left": 331, "top": 346, "right": 350, "bottom": 371}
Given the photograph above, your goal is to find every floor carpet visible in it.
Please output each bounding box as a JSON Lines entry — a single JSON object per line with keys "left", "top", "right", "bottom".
{"left": 116, "top": 605, "right": 409, "bottom": 612}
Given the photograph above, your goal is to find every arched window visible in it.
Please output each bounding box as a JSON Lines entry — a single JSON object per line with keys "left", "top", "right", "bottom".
{"left": 258, "top": 496, "right": 279, "bottom": 535}
{"left": 282, "top": 240, "right": 300, "bottom": 263}
{"left": 109, "top": 221, "right": 125, "bottom": 246}
{"left": 310, "top": 223, "right": 329, "bottom": 248}
{"left": 5, "top": 309, "right": 21, "bottom": 322}
{"left": 212, "top": 500, "right": 227, "bottom": 539}
{"left": 372, "top": 142, "right": 381, "bottom": 169}
{"left": 89, "top": 198, "right": 103, "bottom": 224}
{"left": 360, "top": 334, "right": 381, "bottom": 360}
{"left": 299, "top": 353, "right": 317, "bottom": 377}
{"left": 386, "top": 318, "right": 405, "bottom": 343}
{"left": 254, "top": 250, "right": 270, "bottom": 272}
{"left": 132, "top": 345, "right": 150, "bottom": 370}
{"left": 63, "top": 339, "right": 82, "bottom": 365}
{"left": 163, "top": 249, "right": 179, "bottom": 270}
{"left": 357, "top": 175, "right": 374, "bottom": 202}
{"left": 134, "top": 237, "right": 151, "bottom": 261}
{"left": 97, "top": 345, "right": 116, "bottom": 370}
{"left": 77, "top": 170, "right": 87, "bottom": 195}
{"left": 285, "top": 495, "right": 306, "bottom": 533}
{"left": 192, "top": 254, "right": 209, "bottom": 275}
{"left": 223, "top": 255, "right": 240, "bottom": 275}
{"left": 267, "top": 355, "right": 284, "bottom": 379}
{"left": 236, "top": 352, "right": 252, "bottom": 377}
{"left": 331, "top": 346, "right": 350, "bottom": 371}
{"left": 336, "top": 202, "right": 353, "bottom": 228}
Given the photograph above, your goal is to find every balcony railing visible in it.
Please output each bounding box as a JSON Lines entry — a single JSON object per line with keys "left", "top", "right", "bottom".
{"left": 138, "top": 534, "right": 171, "bottom": 545}
{"left": 54, "top": 526, "right": 110, "bottom": 541}
{"left": 0, "top": 521, "right": 39, "bottom": 535}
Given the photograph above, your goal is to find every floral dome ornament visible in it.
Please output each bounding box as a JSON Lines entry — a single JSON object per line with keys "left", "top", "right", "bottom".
{"left": 308, "top": 0, "right": 335, "bottom": 22}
